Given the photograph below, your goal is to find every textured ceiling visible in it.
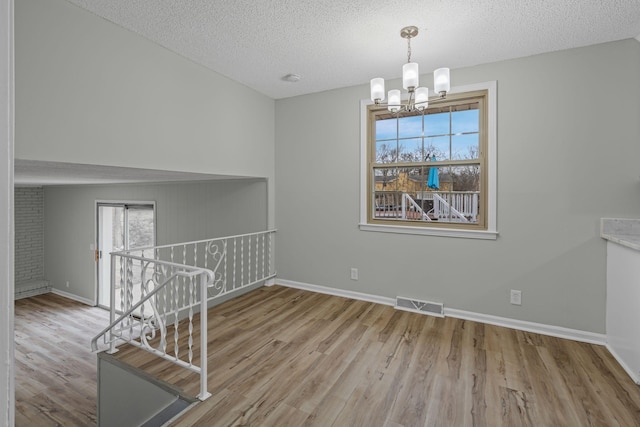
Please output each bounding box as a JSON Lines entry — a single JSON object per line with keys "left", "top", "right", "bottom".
{"left": 64, "top": 0, "right": 640, "bottom": 99}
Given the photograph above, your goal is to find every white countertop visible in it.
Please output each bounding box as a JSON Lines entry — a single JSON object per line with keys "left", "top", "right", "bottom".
{"left": 601, "top": 218, "right": 640, "bottom": 251}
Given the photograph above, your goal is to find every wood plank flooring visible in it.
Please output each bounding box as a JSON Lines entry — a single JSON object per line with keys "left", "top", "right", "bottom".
{"left": 14, "top": 293, "right": 110, "bottom": 426}
{"left": 112, "top": 285, "right": 640, "bottom": 426}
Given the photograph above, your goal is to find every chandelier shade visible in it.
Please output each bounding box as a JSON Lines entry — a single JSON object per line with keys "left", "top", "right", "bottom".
{"left": 434, "top": 68, "right": 451, "bottom": 94}
{"left": 370, "top": 78, "right": 385, "bottom": 102}
{"left": 402, "top": 62, "right": 419, "bottom": 90}
{"left": 415, "top": 87, "right": 429, "bottom": 110}
{"left": 370, "top": 26, "right": 450, "bottom": 113}
{"left": 388, "top": 89, "right": 402, "bottom": 112}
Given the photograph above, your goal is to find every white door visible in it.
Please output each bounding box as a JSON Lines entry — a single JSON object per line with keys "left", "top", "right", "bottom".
{"left": 97, "top": 203, "right": 155, "bottom": 309}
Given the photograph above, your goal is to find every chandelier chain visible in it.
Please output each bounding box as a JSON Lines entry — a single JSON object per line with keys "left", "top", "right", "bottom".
{"left": 407, "top": 36, "right": 412, "bottom": 63}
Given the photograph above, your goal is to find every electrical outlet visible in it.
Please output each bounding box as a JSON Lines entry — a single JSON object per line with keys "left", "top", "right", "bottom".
{"left": 66, "top": 281, "right": 70, "bottom": 288}
{"left": 510, "top": 289, "right": 522, "bottom": 305}
{"left": 350, "top": 268, "right": 359, "bottom": 280}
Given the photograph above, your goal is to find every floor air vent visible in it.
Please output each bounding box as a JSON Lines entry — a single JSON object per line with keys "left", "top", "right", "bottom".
{"left": 395, "top": 296, "right": 444, "bottom": 317}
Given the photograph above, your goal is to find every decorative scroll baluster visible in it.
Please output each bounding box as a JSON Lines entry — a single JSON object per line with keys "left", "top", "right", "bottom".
{"left": 108, "top": 254, "right": 118, "bottom": 352}
{"left": 141, "top": 252, "right": 147, "bottom": 325}
{"left": 262, "top": 234, "right": 265, "bottom": 279}
{"left": 194, "top": 244, "right": 198, "bottom": 276}
{"left": 126, "top": 257, "right": 134, "bottom": 338}
{"left": 268, "top": 233, "right": 272, "bottom": 277}
{"left": 203, "top": 241, "right": 208, "bottom": 270}
{"left": 247, "top": 235, "right": 251, "bottom": 285}
{"left": 174, "top": 276, "right": 180, "bottom": 360}
{"left": 159, "top": 287, "right": 167, "bottom": 355}
{"left": 233, "top": 238, "right": 237, "bottom": 290}
{"left": 119, "top": 256, "right": 125, "bottom": 318}
{"left": 241, "top": 237, "right": 244, "bottom": 289}
{"left": 223, "top": 240, "right": 227, "bottom": 293}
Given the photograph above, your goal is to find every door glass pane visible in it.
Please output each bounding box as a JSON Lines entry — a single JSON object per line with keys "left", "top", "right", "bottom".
{"left": 98, "top": 204, "right": 154, "bottom": 311}
{"left": 127, "top": 206, "right": 155, "bottom": 249}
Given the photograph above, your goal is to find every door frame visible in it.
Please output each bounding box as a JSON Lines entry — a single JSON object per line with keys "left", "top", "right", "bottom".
{"left": 95, "top": 200, "right": 156, "bottom": 309}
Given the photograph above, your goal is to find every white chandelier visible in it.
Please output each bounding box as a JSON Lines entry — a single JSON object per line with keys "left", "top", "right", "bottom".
{"left": 370, "top": 26, "right": 450, "bottom": 113}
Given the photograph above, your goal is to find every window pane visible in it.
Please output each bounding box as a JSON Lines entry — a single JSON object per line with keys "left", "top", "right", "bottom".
{"left": 398, "top": 115, "right": 423, "bottom": 139}
{"left": 424, "top": 111, "right": 450, "bottom": 137}
{"left": 373, "top": 167, "right": 401, "bottom": 219}
{"left": 451, "top": 107, "right": 479, "bottom": 134}
{"left": 451, "top": 165, "right": 481, "bottom": 192}
{"left": 427, "top": 165, "right": 480, "bottom": 224}
{"left": 376, "top": 117, "right": 397, "bottom": 141}
{"left": 432, "top": 192, "right": 480, "bottom": 224}
{"left": 425, "top": 135, "right": 450, "bottom": 160}
{"left": 376, "top": 141, "right": 398, "bottom": 163}
{"left": 373, "top": 167, "right": 398, "bottom": 191}
{"left": 398, "top": 138, "right": 423, "bottom": 162}
{"left": 451, "top": 134, "right": 479, "bottom": 160}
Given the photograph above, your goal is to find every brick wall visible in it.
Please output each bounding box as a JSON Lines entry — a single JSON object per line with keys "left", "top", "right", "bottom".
{"left": 14, "top": 187, "right": 45, "bottom": 286}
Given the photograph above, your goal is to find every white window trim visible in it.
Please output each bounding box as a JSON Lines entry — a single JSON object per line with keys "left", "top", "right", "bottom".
{"left": 359, "top": 81, "right": 498, "bottom": 240}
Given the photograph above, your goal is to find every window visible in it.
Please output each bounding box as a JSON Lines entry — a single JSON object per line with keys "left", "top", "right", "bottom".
{"left": 360, "top": 81, "right": 497, "bottom": 239}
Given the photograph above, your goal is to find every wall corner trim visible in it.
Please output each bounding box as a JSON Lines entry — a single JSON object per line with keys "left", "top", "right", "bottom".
{"left": 275, "top": 278, "right": 606, "bottom": 346}
{"left": 606, "top": 344, "right": 640, "bottom": 384}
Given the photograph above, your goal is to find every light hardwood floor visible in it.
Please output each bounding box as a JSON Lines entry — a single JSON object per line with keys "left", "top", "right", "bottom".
{"left": 14, "top": 293, "right": 110, "bottom": 426}
{"left": 110, "top": 285, "right": 640, "bottom": 426}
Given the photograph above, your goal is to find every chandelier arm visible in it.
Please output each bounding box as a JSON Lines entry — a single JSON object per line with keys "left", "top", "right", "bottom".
{"left": 374, "top": 93, "right": 447, "bottom": 110}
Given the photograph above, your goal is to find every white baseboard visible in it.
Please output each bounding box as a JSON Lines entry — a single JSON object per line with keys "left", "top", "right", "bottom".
{"left": 51, "top": 288, "right": 95, "bottom": 306}
{"left": 445, "top": 308, "right": 606, "bottom": 345}
{"left": 606, "top": 344, "right": 640, "bottom": 384}
{"left": 274, "top": 278, "right": 606, "bottom": 346}
{"left": 276, "top": 279, "right": 395, "bottom": 307}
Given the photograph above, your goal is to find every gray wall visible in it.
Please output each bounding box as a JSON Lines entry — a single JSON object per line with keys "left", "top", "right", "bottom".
{"left": 44, "top": 179, "right": 267, "bottom": 302}
{"left": 275, "top": 39, "right": 640, "bottom": 334}
{"left": 15, "top": 0, "right": 276, "bottom": 226}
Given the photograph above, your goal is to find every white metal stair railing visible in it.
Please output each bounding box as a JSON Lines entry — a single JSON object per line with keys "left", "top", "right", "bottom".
{"left": 90, "top": 229, "right": 277, "bottom": 402}
{"left": 150, "top": 229, "right": 277, "bottom": 302}
{"left": 91, "top": 256, "right": 214, "bottom": 400}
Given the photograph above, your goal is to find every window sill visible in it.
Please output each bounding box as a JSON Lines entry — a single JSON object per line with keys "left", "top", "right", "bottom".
{"left": 359, "top": 223, "right": 498, "bottom": 240}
